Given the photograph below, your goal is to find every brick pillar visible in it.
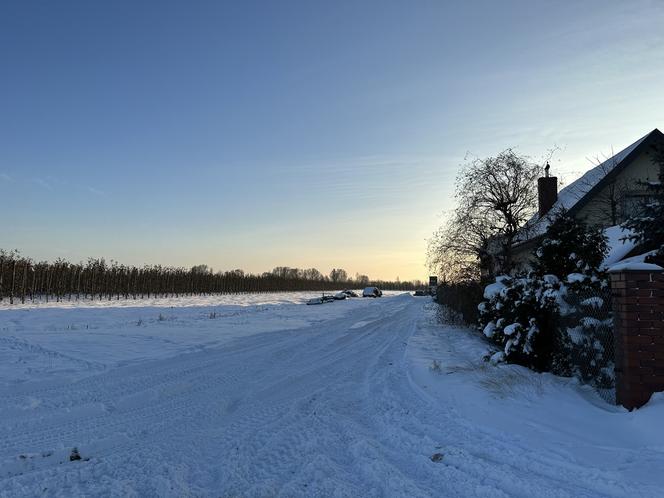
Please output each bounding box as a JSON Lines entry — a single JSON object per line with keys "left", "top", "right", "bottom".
{"left": 610, "top": 267, "right": 664, "bottom": 410}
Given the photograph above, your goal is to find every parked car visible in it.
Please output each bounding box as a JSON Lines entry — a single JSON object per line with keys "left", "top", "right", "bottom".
{"left": 333, "top": 292, "right": 347, "bottom": 300}
{"left": 414, "top": 289, "right": 427, "bottom": 296}
{"left": 362, "top": 286, "right": 382, "bottom": 298}
{"left": 342, "top": 290, "right": 358, "bottom": 298}
{"left": 307, "top": 293, "right": 336, "bottom": 305}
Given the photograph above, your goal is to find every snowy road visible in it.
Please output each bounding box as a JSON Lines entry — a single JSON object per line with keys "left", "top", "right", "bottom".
{"left": 1, "top": 294, "right": 663, "bottom": 497}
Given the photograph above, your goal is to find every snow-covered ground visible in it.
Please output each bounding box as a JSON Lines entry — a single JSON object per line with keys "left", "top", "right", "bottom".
{"left": 0, "top": 290, "right": 404, "bottom": 310}
{"left": 0, "top": 291, "right": 399, "bottom": 386}
{"left": 0, "top": 293, "right": 663, "bottom": 496}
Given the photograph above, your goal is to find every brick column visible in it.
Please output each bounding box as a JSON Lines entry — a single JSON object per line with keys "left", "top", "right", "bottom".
{"left": 610, "top": 267, "right": 664, "bottom": 410}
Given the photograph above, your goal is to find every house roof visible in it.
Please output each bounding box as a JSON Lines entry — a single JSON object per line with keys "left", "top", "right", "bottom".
{"left": 516, "top": 128, "right": 664, "bottom": 244}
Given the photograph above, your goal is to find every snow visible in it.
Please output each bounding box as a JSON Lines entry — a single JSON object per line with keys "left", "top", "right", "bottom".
{"left": 409, "top": 306, "right": 664, "bottom": 497}
{"left": 581, "top": 316, "right": 603, "bottom": 328}
{"left": 608, "top": 262, "right": 664, "bottom": 272}
{"left": 567, "top": 272, "right": 586, "bottom": 283}
{"left": 567, "top": 326, "right": 585, "bottom": 345}
{"left": 602, "top": 225, "right": 637, "bottom": 268}
{"left": 489, "top": 351, "right": 505, "bottom": 364}
{"left": 608, "top": 250, "right": 657, "bottom": 269}
{"left": 503, "top": 323, "right": 520, "bottom": 336}
{"left": 362, "top": 286, "right": 381, "bottom": 297}
{"left": 0, "top": 291, "right": 385, "bottom": 311}
{"left": 1, "top": 294, "right": 663, "bottom": 496}
{"left": 581, "top": 296, "right": 604, "bottom": 309}
{"left": 0, "top": 291, "right": 399, "bottom": 386}
{"left": 483, "top": 276, "right": 509, "bottom": 299}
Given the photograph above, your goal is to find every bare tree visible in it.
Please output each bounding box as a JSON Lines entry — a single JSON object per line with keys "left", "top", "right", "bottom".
{"left": 458, "top": 150, "right": 540, "bottom": 272}
{"left": 302, "top": 268, "right": 324, "bottom": 281}
{"left": 428, "top": 149, "right": 540, "bottom": 280}
{"left": 427, "top": 208, "right": 494, "bottom": 282}
{"left": 355, "top": 273, "right": 370, "bottom": 286}
{"left": 329, "top": 268, "right": 348, "bottom": 283}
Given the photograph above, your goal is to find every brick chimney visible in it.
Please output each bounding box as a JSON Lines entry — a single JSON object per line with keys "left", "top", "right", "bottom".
{"left": 538, "top": 162, "right": 557, "bottom": 217}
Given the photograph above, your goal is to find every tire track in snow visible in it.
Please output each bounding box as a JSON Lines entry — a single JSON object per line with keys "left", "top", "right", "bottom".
{"left": 0, "top": 295, "right": 648, "bottom": 496}
{"left": 0, "top": 300, "right": 406, "bottom": 484}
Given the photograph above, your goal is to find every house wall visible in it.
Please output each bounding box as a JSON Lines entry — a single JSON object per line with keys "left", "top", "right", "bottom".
{"left": 511, "top": 240, "right": 536, "bottom": 272}
{"left": 575, "top": 149, "right": 660, "bottom": 227}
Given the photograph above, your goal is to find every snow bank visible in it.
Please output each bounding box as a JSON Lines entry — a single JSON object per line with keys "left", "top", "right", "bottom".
{"left": 408, "top": 303, "right": 664, "bottom": 496}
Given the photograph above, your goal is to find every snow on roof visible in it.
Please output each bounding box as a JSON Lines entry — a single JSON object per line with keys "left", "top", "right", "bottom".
{"left": 601, "top": 226, "right": 636, "bottom": 269}
{"left": 518, "top": 131, "right": 653, "bottom": 242}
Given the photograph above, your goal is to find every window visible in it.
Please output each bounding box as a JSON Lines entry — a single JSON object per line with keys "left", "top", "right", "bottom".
{"left": 622, "top": 192, "right": 652, "bottom": 220}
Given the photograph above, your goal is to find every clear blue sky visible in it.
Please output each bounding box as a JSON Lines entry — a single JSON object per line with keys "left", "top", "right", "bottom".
{"left": 2, "top": 0, "right": 663, "bottom": 280}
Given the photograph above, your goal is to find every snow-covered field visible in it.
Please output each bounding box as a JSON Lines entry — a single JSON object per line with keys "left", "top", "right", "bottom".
{"left": 1, "top": 293, "right": 663, "bottom": 497}
{"left": 0, "top": 291, "right": 400, "bottom": 386}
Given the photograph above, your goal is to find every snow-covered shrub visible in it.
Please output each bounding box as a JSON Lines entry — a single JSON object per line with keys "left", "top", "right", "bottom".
{"left": 478, "top": 274, "right": 560, "bottom": 370}
{"left": 551, "top": 277, "right": 614, "bottom": 388}
{"left": 479, "top": 210, "right": 611, "bottom": 376}
{"left": 534, "top": 211, "right": 612, "bottom": 381}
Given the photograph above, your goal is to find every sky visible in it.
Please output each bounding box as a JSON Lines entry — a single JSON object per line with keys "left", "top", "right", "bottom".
{"left": 2, "top": 0, "right": 664, "bottom": 281}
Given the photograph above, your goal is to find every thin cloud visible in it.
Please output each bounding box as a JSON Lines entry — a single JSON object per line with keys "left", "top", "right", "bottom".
{"left": 86, "top": 186, "right": 106, "bottom": 197}
{"left": 0, "top": 173, "right": 12, "bottom": 182}
{"left": 33, "top": 178, "right": 53, "bottom": 190}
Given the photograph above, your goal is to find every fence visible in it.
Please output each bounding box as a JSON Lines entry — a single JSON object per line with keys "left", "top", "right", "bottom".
{"left": 435, "top": 281, "right": 484, "bottom": 325}
{"left": 435, "top": 268, "right": 664, "bottom": 409}
{"left": 552, "top": 285, "right": 616, "bottom": 403}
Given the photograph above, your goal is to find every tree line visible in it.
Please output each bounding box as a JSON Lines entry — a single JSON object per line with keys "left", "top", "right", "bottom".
{"left": 0, "top": 250, "right": 417, "bottom": 304}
